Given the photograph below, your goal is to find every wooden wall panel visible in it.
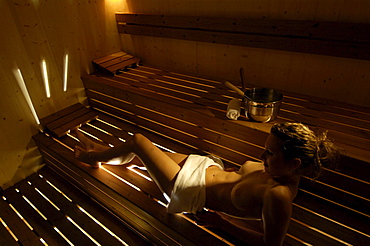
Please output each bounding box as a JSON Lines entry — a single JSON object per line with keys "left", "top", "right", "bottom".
{"left": 0, "top": 0, "right": 127, "bottom": 189}
{"left": 121, "top": 0, "right": 370, "bottom": 107}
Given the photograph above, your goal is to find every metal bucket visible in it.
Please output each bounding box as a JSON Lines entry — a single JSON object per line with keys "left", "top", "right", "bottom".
{"left": 244, "top": 87, "right": 283, "bottom": 123}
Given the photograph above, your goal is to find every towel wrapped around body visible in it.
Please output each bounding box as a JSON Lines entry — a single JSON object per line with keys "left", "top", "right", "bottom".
{"left": 167, "top": 154, "right": 224, "bottom": 214}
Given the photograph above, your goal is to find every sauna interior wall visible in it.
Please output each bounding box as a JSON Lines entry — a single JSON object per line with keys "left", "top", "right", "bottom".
{"left": 0, "top": 0, "right": 126, "bottom": 190}
{"left": 122, "top": 0, "right": 370, "bottom": 107}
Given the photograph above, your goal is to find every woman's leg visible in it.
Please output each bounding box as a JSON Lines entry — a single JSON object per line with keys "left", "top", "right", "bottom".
{"left": 75, "top": 132, "right": 188, "bottom": 196}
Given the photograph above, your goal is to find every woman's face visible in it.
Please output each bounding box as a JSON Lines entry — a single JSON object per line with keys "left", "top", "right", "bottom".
{"left": 260, "top": 134, "right": 296, "bottom": 177}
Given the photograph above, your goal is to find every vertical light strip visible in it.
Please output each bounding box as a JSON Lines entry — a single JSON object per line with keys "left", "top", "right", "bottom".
{"left": 14, "top": 69, "right": 40, "bottom": 125}
{"left": 63, "top": 53, "right": 69, "bottom": 92}
{"left": 41, "top": 59, "right": 50, "bottom": 98}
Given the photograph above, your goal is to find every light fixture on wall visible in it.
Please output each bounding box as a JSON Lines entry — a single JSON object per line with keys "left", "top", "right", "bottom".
{"left": 41, "top": 59, "right": 51, "bottom": 98}
{"left": 13, "top": 68, "right": 40, "bottom": 125}
{"left": 63, "top": 53, "right": 69, "bottom": 92}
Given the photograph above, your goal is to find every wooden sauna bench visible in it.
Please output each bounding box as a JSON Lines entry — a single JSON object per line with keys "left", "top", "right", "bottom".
{"left": 32, "top": 64, "right": 370, "bottom": 245}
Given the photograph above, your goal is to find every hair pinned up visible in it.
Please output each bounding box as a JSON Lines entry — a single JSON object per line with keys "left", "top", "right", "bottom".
{"left": 271, "top": 122, "right": 340, "bottom": 179}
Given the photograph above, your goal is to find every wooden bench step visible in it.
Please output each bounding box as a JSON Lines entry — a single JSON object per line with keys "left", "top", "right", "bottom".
{"left": 82, "top": 65, "right": 370, "bottom": 164}
{"left": 0, "top": 167, "right": 151, "bottom": 246}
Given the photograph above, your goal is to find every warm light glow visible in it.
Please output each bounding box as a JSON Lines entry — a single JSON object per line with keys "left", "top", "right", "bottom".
{"left": 66, "top": 216, "right": 101, "bottom": 246}
{"left": 101, "top": 166, "right": 141, "bottom": 191}
{"left": 0, "top": 217, "right": 18, "bottom": 241}
{"left": 153, "top": 143, "right": 176, "bottom": 153}
{"left": 9, "top": 204, "right": 34, "bottom": 230}
{"left": 45, "top": 179, "right": 73, "bottom": 202}
{"left": 78, "top": 205, "right": 129, "bottom": 245}
{"left": 54, "top": 227, "right": 74, "bottom": 246}
{"left": 127, "top": 165, "right": 152, "bottom": 181}
{"left": 162, "top": 193, "right": 171, "bottom": 204}
{"left": 13, "top": 68, "right": 40, "bottom": 125}
{"left": 22, "top": 195, "right": 48, "bottom": 220}
{"left": 41, "top": 59, "right": 51, "bottom": 98}
{"left": 40, "top": 238, "right": 49, "bottom": 246}
{"left": 35, "top": 188, "right": 60, "bottom": 211}
{"left": 63, "top": 53, "right": 69, "bottom": 91}
{"left": 43, "top": 176, "right": 128, "bottom": 245}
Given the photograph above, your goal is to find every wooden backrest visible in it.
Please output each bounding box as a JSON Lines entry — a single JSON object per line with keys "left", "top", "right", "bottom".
{"left": 116, "top": 13, "right": 370, "bottom": 61}
{"left": 82, "top": 65, "right": 370, "bottom": 245}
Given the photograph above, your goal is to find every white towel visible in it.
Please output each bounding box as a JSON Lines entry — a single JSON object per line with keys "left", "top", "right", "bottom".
{"left": 226, "top": 98, "right": 241, "bottom": 120}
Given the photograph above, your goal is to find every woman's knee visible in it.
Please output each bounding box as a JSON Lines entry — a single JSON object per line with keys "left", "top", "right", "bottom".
{"left": 130, "top": 133, "right": 150, "bottom": 149}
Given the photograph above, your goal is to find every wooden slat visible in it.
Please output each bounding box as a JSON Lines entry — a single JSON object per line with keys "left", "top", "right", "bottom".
{"left": 0, "top": 196, "right": 42, "bottom": 246}
{"left": 53, "top": 111, "right": 99, "bottom": 138}
{"left": 87, "top": 91, "right": 260, "bottom": 165}
{"left": 117, "top": 66, "right": 370, "bottom": 156}
{"left": 34, "top": 147, "right": 175, "bottom": 245}
{"left": 107, "top": 57, "right": 141, "bottom": 72}
{"left": 36, "top": 167, "right": 151, "bottom": 246}
{"left": 2, "top": 185, "right": 69, "bottom": 246}
{"left": 83, "top": 70, "right": 370, "bottom": 164}
{"left": 92, "top": 52, "right": 141, "bottom": 75}
{"left": 98, "top": 53, "right": 134, "bottom": 67}
{"left": 82, "top": 74, "right": 268, "bottom": 146}
{"left": 116, "top": 14, "right": 370, "bottom": 60}
{"left": 40, "top": 103, "right": 85, "bottom": 126}
{"left": 95, "top": 113, "right": 195, "bottom": 155}
{"left": 13, "top": 180, "right": 97, "bottom": 246}
{"left": 27, "top": 172, "right": 134, "bottom": 246}
{"left": 292, "top": 202, "right": 370, "bottom": 245}
{"left": 92, "top": 51, "right": 128, "bottom": 64}
{"left": 288, "top": 218, "right": 350, "bottom": 246}
{"left": 1, "top": 189, "right": 49, "bottom": 246}
{"left": 116, "top": 14, "right": 370, "bottom": 43}
{"left": 294, "top": 189, "right": 370, "bottom": 236}
{"left": 46, "top": 107, "right": 93, "bottom": 130}
{"left": 39, "top": 103, "right": 98, "bottom": 138}
{"left": 0, "top": 208, "right": 20, "bottom": 246}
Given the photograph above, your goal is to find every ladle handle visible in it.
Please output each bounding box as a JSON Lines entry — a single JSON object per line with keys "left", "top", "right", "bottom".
{"left": 224, "top": 81, "right": 245, "bottom": 97}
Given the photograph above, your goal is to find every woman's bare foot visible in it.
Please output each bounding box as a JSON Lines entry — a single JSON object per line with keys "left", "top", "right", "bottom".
{"left": 75, "top": 129, "right": 109, "bottom": 152}
{"left": 74, "top": 145, "right": 101, "bottom": 168}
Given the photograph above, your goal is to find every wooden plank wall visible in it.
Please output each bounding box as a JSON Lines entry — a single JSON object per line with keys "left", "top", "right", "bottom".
{"left": 120, "top": 0, "right": 370, "bottom": 108}
{"left": 0, "top": 0, "right": 127, "bottom": 190}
